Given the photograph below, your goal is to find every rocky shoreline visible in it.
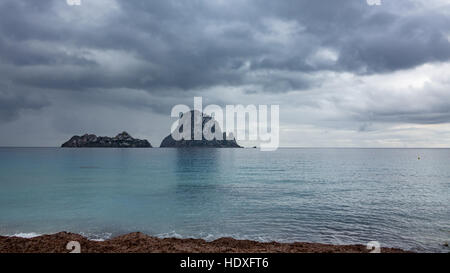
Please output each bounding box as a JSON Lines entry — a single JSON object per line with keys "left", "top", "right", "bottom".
{"left": 0, "top": 232, "right": 411, "bottom": 253}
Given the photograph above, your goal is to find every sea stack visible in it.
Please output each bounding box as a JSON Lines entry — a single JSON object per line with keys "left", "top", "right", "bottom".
{"left": 61, "top": 132, "right": 152, "bottom": 148}
{"left": 160, "top": 110, "right": 242, "bottom": 148}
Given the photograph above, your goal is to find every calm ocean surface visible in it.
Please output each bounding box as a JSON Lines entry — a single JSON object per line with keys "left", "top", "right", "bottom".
{"left": 0, "top": 148, "right": 448, "bottom": 252}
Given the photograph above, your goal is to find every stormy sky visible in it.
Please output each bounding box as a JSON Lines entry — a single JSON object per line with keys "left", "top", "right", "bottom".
{"left": 0, "top": 0, "right": 450, "bottom": 147}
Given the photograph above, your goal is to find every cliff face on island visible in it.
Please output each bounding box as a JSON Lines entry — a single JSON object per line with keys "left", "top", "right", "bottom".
{"left": 160, "top": 110, "right": 242, "bottom": 148}
{"left": 61, "top": 132, "right": 152, "bottom": 148}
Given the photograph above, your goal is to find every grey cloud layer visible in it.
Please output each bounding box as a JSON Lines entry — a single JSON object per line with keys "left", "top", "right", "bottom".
{"left": 0, "top": 0, "right": 450, "bottom": 145}
{"left": 2, "top": 1, "right": 449, "bottom": 91}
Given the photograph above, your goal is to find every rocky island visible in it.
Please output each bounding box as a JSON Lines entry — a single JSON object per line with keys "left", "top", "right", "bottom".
{"left": 160, "top": 110, "right": 242, "bottom": 148}
{"left": 61, "top": 132, "right": 152, "bottom": 148}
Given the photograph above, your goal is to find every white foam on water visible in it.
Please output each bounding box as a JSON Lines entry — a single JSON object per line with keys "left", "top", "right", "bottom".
{"left": 79, "top": 231, "right": 113, "bottom": 241}
{"left": 90, "top": 238, "right": 105, "bottom": 242}
{"left": 155, "top": 231, "right": 183, "bottom": 239}
{"left": 7, "top": 232, "right": 41, "bottom": 238}
{"left": 154, "top": 230, "right": 275, "bottom": 243}
{"left": 4, "top": 231, "right": 112, "bottom": 241}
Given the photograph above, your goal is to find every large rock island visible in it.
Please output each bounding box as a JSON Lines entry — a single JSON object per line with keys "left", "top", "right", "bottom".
{"left": 61, "top": 132, "right": 152, "bottom": 148}
{"left": 160, "top": 110, "right": 242, "bottom": 148}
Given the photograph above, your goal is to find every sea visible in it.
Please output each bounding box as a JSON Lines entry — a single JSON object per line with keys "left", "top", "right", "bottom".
{"left": 0, "top": 148, "right": 448, "bottom": 252}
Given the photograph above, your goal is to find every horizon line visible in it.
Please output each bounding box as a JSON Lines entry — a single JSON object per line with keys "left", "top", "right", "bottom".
{"left": 0, "top": 146, "right": 449, "bottom": 149}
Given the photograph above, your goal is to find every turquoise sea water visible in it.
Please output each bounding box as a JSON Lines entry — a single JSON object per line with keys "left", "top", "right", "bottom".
{"left": 0, "top": 148, "right": 448, "bottom": 252}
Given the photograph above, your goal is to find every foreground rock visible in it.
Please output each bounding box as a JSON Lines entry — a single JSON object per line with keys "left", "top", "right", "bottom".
{"left": 0, "top": 232, "right": 410, "bottom": 253}
{"left": 160, "top": 110, "right": 242, "bottom": 148}
{"left": 61, "top": 132, "right": 152, "bottom": 148}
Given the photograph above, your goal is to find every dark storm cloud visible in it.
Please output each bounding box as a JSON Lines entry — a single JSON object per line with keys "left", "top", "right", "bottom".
{"left": 1, "top": 0, "right": 448, "bottom": 93}
{"left": 0, "top": 0, "right": 449, "bottom": 134}
{"left": 338, "top": 11, "right": 450, "bottom": 73}
{"left": 0, "top": 86, "right": 50, "bottom": 122}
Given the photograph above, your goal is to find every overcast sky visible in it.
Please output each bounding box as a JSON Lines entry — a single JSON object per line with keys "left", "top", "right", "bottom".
{"left": 0, "top": 0, "right": 450, "bottom": 147}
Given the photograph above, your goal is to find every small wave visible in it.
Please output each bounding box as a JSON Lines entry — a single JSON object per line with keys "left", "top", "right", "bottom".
{"left": 79, "top": 232, "right": 112, "bottom": 241}
{"left": 155, "top": 231, "right": 183, "bottom": 239}
{"left": 154, "top": 231, "right": 273, "bottom": 243}
{"left": 5, "top": 231, "right": 112, "bottom": 241}
{"left": 7, "top": 232, "right": 41, "bottom": 238}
